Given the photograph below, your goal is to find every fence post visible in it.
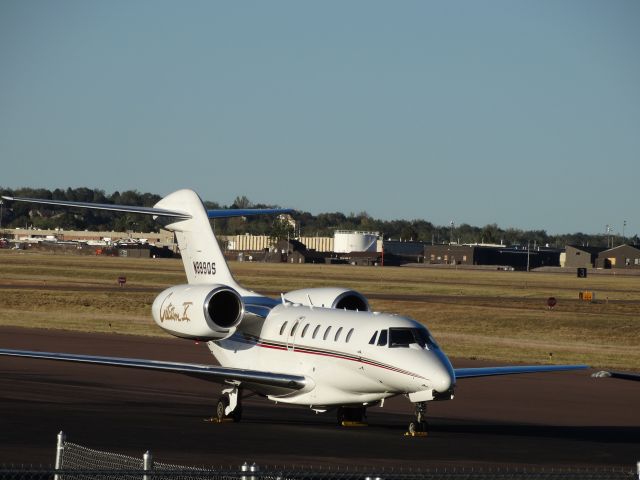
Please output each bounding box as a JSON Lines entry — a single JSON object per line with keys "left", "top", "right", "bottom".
{"left": 54, "top": 431, "right": 65, "bottom": 480}
{"left": 143, "top": 450, "right": 153, "bottom": 480}
{"left": 250, "top": 462, "right": 259, "bottom": 480}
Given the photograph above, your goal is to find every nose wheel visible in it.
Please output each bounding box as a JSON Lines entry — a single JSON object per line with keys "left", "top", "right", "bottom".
{"left": 406, "top": 402, "right": 428, "bottom": 436}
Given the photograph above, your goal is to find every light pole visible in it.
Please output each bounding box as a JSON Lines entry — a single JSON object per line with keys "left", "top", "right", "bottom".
{"left": 622, "top": 220, "right": 627, "bottom": 245}
{"left": 0, "top": 199, "right": 3, "bottom": 230}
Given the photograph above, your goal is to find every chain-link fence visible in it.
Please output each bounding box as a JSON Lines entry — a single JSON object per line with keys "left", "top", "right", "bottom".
{"left": 0, "top": 467, "right": 637, "bottom": 480}
{"left": 0, "top": 432, "right": 637, "bottom": 480}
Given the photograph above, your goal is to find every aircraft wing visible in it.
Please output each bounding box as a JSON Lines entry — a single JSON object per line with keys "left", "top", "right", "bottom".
{"left": 454, "top": 364, "right": 588, "bottom": 379}
{"left": 0, "top": 349, "right": 309, "bottom": 394}
{"left": 592, "top": 370, "right": 640, "bottom": 382}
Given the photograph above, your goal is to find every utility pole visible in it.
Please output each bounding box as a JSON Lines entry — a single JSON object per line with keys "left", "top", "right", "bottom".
{"left": 622, "top": 220, "right": 627, "bottom": 245}
{"left": 527, "top": 241, "right": 530, "bottom": 272}
{"left": 0, "top": 199, "right": 3, "bottom": 230}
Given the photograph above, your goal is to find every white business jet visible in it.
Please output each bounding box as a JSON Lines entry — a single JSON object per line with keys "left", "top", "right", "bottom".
{"left": 0, "top": 189, "right": 586, "bottom": 433}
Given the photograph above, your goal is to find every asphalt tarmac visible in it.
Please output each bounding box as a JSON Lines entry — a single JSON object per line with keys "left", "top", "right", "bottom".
{"left": 0, "top": 326, "right": 638, "bottom": 468}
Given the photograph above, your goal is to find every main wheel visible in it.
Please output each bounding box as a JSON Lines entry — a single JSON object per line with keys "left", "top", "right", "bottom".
{"left": 408, "top": 421, "right": 418, "bottom": 434}
{"left": 216, "top": 396, "right": 229, "bottom": 422}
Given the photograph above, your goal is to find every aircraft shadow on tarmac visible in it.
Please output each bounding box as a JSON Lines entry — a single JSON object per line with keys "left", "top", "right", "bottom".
{"left": 430, "top": 421, "right": 639, "bottom": 444}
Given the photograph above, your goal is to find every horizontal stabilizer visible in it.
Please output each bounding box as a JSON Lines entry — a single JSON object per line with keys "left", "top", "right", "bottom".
{"left": 1, "top": 196, "right": 190, "bottom": 219}
{"left": 455, "top": 364, "right": 588, "bottom": 379}
{"left": 207, "top": 208, "right": 294, "bottom": 219}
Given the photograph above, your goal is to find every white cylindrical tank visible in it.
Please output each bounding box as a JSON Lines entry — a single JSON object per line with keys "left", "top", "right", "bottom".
{"left": 334, "top": 230, "right": 379, "bottom": 253}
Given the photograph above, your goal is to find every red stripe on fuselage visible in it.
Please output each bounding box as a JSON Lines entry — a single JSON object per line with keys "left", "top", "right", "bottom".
{"left": 252, "top": 339, "right": 426, "bottom": 380}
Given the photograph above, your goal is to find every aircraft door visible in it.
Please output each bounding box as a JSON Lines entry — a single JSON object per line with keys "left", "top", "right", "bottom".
{"left": 286, "top": 316, "right": 305, "bottom": 351}
{"left": 360, "top": 329, "right": 386, "bottom": 382}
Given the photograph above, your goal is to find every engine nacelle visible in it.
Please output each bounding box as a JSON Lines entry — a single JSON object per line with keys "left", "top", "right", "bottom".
{"left": 151, "top": 284, "right": 244, "bottom": 341}
{"left": 283, "top": 287, "right": 370, "bottom": 311}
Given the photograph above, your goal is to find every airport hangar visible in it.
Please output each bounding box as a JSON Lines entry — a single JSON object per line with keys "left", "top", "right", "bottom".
{"left": 4, "top": 227, "right": 640, "bottom": 272}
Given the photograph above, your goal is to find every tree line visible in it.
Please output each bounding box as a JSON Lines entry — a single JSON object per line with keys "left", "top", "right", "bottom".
{"left": 0, "top": 187, "right": 632, "bottom": 248}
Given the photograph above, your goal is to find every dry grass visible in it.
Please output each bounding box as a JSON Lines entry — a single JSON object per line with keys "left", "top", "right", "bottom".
{"left": 1, "top": 250, "right": 639, "bottom": 369}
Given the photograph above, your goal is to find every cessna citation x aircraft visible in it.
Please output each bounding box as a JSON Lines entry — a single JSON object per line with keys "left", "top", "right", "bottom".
{"left": 0, "top": 189, "right": 587, "bottom": 434}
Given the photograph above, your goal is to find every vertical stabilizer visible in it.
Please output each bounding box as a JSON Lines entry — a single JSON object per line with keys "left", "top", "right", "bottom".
{"left": 154, "top": 189, "right": 240, "bottom": 289}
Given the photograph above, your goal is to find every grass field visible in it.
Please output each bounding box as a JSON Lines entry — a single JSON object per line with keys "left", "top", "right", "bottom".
{"left": 1, "top": 250, "right": 639, "bottom": 369}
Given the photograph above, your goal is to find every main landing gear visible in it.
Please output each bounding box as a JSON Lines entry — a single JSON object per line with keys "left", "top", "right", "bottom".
{"left": 337, "top": 406, "right": 367, "bottom": 427}
{"left": 212, "top": 386, "right": 242, "bottom": 423}
{"left": 406, "top": 401, "right": 428, "bottom": 436}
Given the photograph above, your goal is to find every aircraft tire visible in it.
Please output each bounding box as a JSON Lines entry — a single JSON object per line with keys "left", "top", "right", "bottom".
{"left": 216, "top": 396, "right": 229, "bottom": 422}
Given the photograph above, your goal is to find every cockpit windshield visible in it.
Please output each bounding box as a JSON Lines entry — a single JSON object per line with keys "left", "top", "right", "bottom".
{"left": 388, "top": 328, "right": 439, "bottom": 350}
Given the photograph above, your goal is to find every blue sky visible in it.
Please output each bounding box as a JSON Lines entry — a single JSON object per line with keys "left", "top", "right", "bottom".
{"left": 1, "top": 1, "right": 638, "bottom": 235}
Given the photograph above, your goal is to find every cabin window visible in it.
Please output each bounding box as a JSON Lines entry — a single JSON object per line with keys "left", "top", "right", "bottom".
{"left": 334, "top": 327, "right": 343, "bottom": 341}
{"left": 369, "top": 331, "right": 378, "bottom": 344}
{"left": 279, "top": 322, "right": 288, "bottom": 336}
{"left": 377, "top": 329, "right": 388, "bottom": 346}
{"left": 290, "top": 322, "right": 299, "bottom": 336}
{"left": 323, "top": 326, "right": 332, "bottom": 340}
{"left": 312, "top": 324, "right": 321, "bottom": 339}
{"left": 346, "top": 328, "right": 354, "bottom": 343}
{"left": 301, "top": 324, "right": 310, "bottom": 338}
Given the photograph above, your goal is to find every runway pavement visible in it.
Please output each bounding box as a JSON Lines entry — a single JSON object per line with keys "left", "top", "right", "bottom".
{"left": 0, "top": 326, "right": 638, "bottom": 468}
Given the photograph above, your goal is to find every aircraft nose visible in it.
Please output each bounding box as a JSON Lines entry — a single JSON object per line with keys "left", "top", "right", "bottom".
{"left": 431, "top": 350, "right": 455, "bottom": 392}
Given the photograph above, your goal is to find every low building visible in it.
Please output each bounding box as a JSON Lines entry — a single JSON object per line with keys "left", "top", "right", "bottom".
{"left": 1, "top": 228, "right": 176, "bottom": 250}
{"left": 425, "top": 244, "right": 475, "bottom": 266}
{"left": 424, "top": 244, "right": 561, "bottom": 271}
{"left": 563, "top": 245, "right": 607, "bottom": 268}
{"left": 595, "top": 244, "right": 640, "bottom": 269}
{"left": 382, "top": 240, "right": 425, "bottom": 263}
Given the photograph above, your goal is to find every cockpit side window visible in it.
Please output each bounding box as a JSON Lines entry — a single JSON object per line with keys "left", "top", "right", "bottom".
{"left": 389, "top": 328, "right": 415, "bottom": 347}
{"left": 369, "top": 331, "right": 378, "bottom": 345}
{"left": 377, "top": 329, "right": 388, "bottom": 346}
{"left": 388, "top": 327, "right": 439, "bottom": 349}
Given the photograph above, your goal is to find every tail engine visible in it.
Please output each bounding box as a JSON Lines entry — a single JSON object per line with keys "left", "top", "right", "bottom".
{"left": 283, "top": 287, "right": 369, "bottom": 311}
{"left": 151, "top": 284, "right": 244, "bottom": 341}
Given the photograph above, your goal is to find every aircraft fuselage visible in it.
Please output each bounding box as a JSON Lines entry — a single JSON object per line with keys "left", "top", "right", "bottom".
{"left": 209, "top": 303, "right": 456, "bottom": 407}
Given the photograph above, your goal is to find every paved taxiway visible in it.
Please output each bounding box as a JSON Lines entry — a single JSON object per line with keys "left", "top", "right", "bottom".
{"left": 1, "top": 326, "right": 638, "bottom": 468}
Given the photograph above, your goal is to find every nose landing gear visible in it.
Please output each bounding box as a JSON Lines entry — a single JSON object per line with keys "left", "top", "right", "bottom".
{"left": 406, "top": 401, "right": 428, "bottom": 436}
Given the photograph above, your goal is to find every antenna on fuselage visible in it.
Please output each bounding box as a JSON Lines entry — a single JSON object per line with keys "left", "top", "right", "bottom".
{"left": 306, "top": 294, "right": 314, "bottom": 309}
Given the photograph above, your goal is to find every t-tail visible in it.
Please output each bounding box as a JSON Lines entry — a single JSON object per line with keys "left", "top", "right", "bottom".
{"left": 154, "top": 189, "right": 241, "bottom": 289}
{"left": 1, "top": 188, "right": 292, "bottom": 294}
